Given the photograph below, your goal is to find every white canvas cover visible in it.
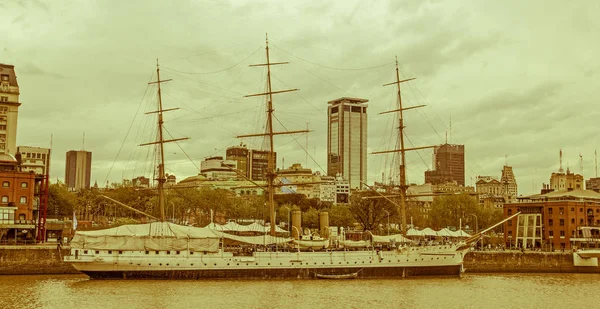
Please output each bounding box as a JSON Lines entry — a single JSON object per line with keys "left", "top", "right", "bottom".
{"left": 341, "top": 240, "right": 371, "bottom": 248}
{"left": 214, "top": 232, "right": 292, "bottom": 246}
{"left": 436, "top": 228, "right": 454, "bottom": 237}
{"left": 71, "top": 222, "right": 220, "bottom": 252}
{"left": 454, "top": 229, "right": 471, "bottom": 238}
{"left": 372, "top": 234, "right": 414, "bottom": 243}
{"left": 205, "top": 222, "right": 288, "bottom": 234}
{"left": 421, "top": 227, "right": 438, "bottom": 237}
{"left": 292, "top": 239, "right": 330, "bottom": 249}
{"left": 406, "top": 228, "right": 425, "bottom": 237}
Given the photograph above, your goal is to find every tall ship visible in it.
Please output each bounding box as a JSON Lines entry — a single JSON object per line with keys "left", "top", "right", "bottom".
{"left": 64, "top": 38, "right": 514, "bottom": 279}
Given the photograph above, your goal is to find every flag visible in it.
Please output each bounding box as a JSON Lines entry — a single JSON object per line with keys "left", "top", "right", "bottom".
{"left": 73, "top": 211, "right": 78, "bottom": 231}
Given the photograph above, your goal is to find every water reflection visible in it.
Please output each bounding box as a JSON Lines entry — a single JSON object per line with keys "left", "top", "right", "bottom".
{"left": 0, "top": 273, "right": 596, "bottom": 309}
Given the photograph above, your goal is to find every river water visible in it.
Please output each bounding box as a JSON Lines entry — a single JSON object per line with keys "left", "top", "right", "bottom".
{"left": 0, "top": 273, "right": 595, "bottom": 309}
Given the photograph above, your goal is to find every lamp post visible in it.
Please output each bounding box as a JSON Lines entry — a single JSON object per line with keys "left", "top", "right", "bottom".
{"left": 469, "top": 213, "right": 479, "bottom": 250}
{"left": 383, "top": 209, "right": 390, "bottom": 235}
{"left": 283, "top": 205, "right": 291, "bottom": 233}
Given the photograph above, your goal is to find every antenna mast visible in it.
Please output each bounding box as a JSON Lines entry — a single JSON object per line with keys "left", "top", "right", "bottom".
{"left": 142, "top": 59, "right": 189, "bottom": 222}
{"left": 559, "top": 149, "right": 564, "bottom": 173}
{"left": 238, "top": 34, "right": 306, "bottom": 236}
{"left": 596, "top": 149, "right": 598, "bottom": 178}
{"left": 372, "top": 56, "right": 432, "bottom": 236}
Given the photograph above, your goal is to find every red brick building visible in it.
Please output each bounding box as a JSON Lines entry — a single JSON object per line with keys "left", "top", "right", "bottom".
{"left": 0, "top": 153, "right": 37, "bottom": 243}
{"left": 503, "top": 190, "right": 600, "bottom": 250}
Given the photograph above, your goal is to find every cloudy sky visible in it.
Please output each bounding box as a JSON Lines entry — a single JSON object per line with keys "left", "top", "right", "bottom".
{"left": 2, "top": 0, "right": 599, "bottom": 195}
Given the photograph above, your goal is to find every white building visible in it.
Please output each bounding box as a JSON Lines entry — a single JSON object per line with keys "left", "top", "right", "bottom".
{"left": 200, "top": 156, "right": 238, "bottom": 180}
{"left": 0, "top": 64, "right": 20, "bottom": 155}
{"left": 17, "top": 146, "right": 50, "bottom": 175}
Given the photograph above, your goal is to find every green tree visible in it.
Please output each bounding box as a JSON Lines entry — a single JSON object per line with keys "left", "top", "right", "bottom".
{"left": 303, "top": 207, "right": 319, "bottom": 229}
{"left": 47, "top": 183, "right": 77, "bottom": 218}
{"left": 429, "top": 193, "right": 479, "bottom": 229}
{"left": 349, "top": 191, "right": 397, "bottom": 231}
{"left": 326, "top": 204, "right": 355, "bottom": 228}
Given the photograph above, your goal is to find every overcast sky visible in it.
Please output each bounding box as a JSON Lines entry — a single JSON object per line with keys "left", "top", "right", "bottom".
{"left": 2, "top": 0, "right": 599, "bottom": 195}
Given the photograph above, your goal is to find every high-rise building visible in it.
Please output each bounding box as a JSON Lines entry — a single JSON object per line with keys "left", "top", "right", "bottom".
{"left": 500, "top": 165, "right": 518, "bottom": 198}
{"left": 17, "top": 146, "right": 51, "bottom": 175}
{"left": 327, "top": 97, "right": 368, "bottom": 190}
{"left": 424, "top": 144, "right": 465, "bottom": 186}
{"left": 226, "top": 144, "right": 249, "bottom": 178}
{"left": 0, "top": 64, "right": 21, "bottom": 155}
{"left": 65, "top": 150, "right": 92, "bottom": 191}
{"left": 587, "top": 178, "right": 600, "bottom": 193}
{"left": 248, "top": 149, "right": 276, "bottom": 181}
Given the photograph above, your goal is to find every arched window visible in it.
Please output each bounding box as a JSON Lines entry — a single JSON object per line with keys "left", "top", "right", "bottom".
{"left": 1, "top": 196, "right": 8, "bottom": 203}
{"left": 20, "top": 196, "right": 27, "bottom": 204}
{"left": 2, "top": 181, "right": 9, "bottom": 188}
{"left": 21, "top": 182, "right": 28, "bottom": 188}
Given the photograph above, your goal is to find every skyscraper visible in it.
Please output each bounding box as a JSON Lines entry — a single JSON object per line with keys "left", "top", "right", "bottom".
{"left": 65, "top": 150, "right": 92, "bottom": 191}
{"left": 327, "top": 97, "right": 368, "bottom": 190}
{"left": 424, "top": 143, "right": 465, "bottom": 186}
{"left": 0, "top": 63, "right": 21, "bottom": 155}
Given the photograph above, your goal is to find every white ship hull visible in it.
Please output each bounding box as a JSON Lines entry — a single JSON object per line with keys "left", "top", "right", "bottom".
{"left": 65, "top": 245, "right": 469, "bottom": 279}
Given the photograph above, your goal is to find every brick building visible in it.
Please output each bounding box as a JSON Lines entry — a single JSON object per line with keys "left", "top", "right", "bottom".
{"left": 503, "top": 190, "right": 600, "bottom": 250}
{"left": 0, "top": 153, "right": 37, "bottom": 243}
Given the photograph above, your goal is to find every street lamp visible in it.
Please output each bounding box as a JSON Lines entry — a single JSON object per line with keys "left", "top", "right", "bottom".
{"left": 469, "top": 213, "right": 479, "bottom": 250}
{"left": 382, "top": 209, "right": 390, "bottom": 235}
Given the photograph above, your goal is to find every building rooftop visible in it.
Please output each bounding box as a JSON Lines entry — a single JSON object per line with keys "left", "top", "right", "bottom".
{"left": 327, "top": 97, "right": 369, "bottom": 105}
{"left": 0, "top": 63, "right": 19, "bottom": 88}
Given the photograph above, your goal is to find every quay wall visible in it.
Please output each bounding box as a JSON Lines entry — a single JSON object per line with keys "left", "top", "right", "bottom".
{"left": 2, "top": 248, "right": 600, "bottom": 275}
{"left": 0, "top": 245, "right": 79, "bottom": 275}
{"left": 464, "top": 251, "right": 600, "bottom": 273}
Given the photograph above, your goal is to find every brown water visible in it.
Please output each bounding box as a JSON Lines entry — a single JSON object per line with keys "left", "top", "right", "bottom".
{"left": 0, "top": 273, "right": 596, "bottom": 309}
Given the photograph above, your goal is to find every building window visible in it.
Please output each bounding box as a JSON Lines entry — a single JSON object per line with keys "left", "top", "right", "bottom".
{"left": 560, "top": 231, "right": 565, "bottom": 237}
{"left": 580, "top": 208, "right": 583, "bottom": 213}
{"left": 571, "top": 218, "right": 575, "bottom": 224}
{"left": 1, "top": 74, "right": 8, "bottom": 81}
{"left": 508, "top": 220, "right": 512, "bottom": 226}
{"left": 20, "top": 196, "right": 27, "bottom": 204}
{"left": 21, "top": 182, "right": 28, "bottom": 188}
{"left": 508, "top": 209, "right": 512, "bottom": 216}
{"left": 559, "top": 207, "right": 564, "bottom": 214}
{"left": 1, "top": 196, "right": 7, "bottom": 203}
{"left": 548, "top": 208, "right": 553, "bottom": 214}
{"left": 559, "top": 219, "right": 564, "bottom": 226}
{"left": 549, "top": 219, "right": 553, "bottom": 226}
{"left": 2, "top": 181, "right": 9, "bottom": 188}
{"left": 549, "top": 231, "right": 553, "bottom": 237}
{"left": 571, "top": 207, "right": 575, "bottom": 212}
{"left": 0, "top": 96, "right": 7, "bottom": 102}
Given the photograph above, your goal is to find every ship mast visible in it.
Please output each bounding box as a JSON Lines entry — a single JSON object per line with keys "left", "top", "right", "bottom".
{"left": 142, "top": 59, "right": 189, "bottom": 222}
{"left": 238, "top": 34, "right": 307, "bottom": 236}
{"left": 372, "top": 57, "right": 432, "bottom": 236}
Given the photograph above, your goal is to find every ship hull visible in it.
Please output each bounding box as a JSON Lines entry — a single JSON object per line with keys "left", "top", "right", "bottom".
{"left": 66, "top": 246, "right": 468, "bottom": 280}
{"left": 79, "top": 265, "right": 462, "bottom": 279}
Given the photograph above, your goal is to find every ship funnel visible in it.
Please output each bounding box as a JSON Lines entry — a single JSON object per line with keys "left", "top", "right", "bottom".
{"left": 291, "top": 210, "right": 302, "bottom": 240}
{"left": 319, "top": 212, "right": 329, "bottom": 239}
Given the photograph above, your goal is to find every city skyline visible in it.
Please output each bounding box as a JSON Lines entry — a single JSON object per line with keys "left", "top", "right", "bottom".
{"left": 2, "top": 1, "right": 599, "bottom": 195}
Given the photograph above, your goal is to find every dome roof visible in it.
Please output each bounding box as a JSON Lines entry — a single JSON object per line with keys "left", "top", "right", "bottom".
{"left": 0, "top": 153, "right": 17, "bottom": 163}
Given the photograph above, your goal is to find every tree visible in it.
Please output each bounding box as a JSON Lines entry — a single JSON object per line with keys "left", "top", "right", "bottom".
{"left": 326, "top": 204, "right": 355, "bottom": 228}
{"left": 349, "top": 191, "right": 397, "bottom": 231}
{"left": 47, "top": 183, "right": 77, "bottom": 218}
{"left": 303, "top": 207, "right": 319, "bottom": 229}
{"left": 428, "top": 193, "right": 480, "bottom": 229}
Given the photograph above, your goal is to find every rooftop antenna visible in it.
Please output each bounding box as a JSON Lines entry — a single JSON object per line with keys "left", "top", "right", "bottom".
{"left": 580, "top": 153, "right": 583, "bottom": 176}
{"left": 559, "top": 149, "right": 564, "bottom": 173}
{"left": 82, "top": 132, "right": 85, "bottom": 150}
{"left": 449, "top": 114, "right": 452, "bottom": 144}
{"left": 505, "top": 154, "right": 508, "bottom": 166}
{"left": 596, "top": 149, "right": 598, "bottom": 178}
{"left": 305, "top": 121, "right": 309, "bottom": 167}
